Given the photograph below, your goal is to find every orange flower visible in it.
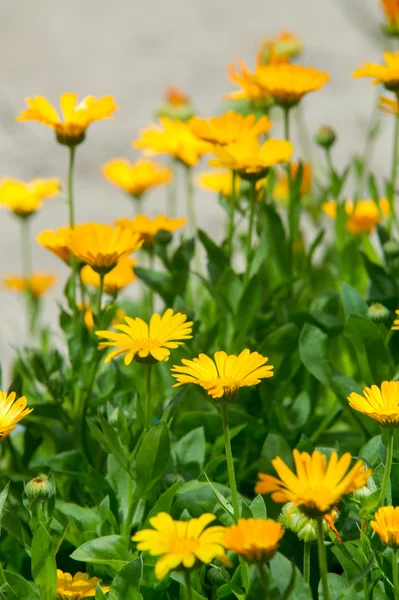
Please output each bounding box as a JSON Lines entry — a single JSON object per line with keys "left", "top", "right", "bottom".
{"left": 165, "top": 86, "right": 190, "bottom": 106}
{"left": 156, "top": 86, "right": 195, "bottom": 121}
{"left": 3, "top": 273, "right": 56, "bottom": 299}
{"left": 322, "top": 198, "right": 390, "bottom": 234}
{"left": 116, "top": 214, "right": 186, "bottom": 245}
{"left": 227, "top": 58, "right": 272, "bottom": 106}
{"left": 102, "top": 159, "right": 172, "bottom": 198}
{"left": 36, "top": 227, "right": 71, "bottom": 264}
{"left": 353, "top": 52, "right": 399, "bottom": 91}
{"left": 380, "top": 0, "right": 399, "bottom": 34}
{"left": 257, "top": 30, "right": 304, "bottom": 66}
{"left": 190, "top": 111, "right": 272, "bottom": 145}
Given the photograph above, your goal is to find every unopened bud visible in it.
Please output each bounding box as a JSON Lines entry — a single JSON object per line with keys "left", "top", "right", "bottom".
{"left": 367, "top": 303, "right": 390, "bottom": 323}
{"left": 315, "top": 126, "right": 336, "bottom": 150}
{"left": 154, "top": 230, "right": 173, "bottom": 246}
{"left": 25, "top": 475, "right": 54, "bottom": 502}
{"left": 279, "top": 502, "right": 334, "bottom": 542}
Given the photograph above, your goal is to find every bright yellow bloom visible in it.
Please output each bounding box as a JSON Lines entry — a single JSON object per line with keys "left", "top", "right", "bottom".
{"left": 348, "top": 381, "right": 399, "bottom": 427}
{"left": 353, "top": 52, "right": 399, "bottom": 91}
{"left": 81, "top": 256, "right": 137, "bottom": 294}
{"left": 224, "top": 518, "right": 284, "bottom": 563}
{"left": 133, "top": 117, "right": 209, "bottom": 166}
{"left": 102, "top": 158, "right": 172, "bottom": 198}
{"left": 171, "top": 349, "right": 274, "bottom": 401}
{"left": 392, "top": 309, "right": 399, "bottom": 330}
{"left": 227, "top": 59, "right": 272, "bottom": 105}
{"left": 379, "top": 95, "right": 399, "bottom": 116}
{"left": 380, "top": 0, "right": 399, "bottom": 34}
{"left": 254, "top": 63, "right": 330, "bottom": 108}
{"left": 36, "top": 227, "right": 72, "bottom": 264}
{"left": 16, "top": 93, "right": 119, "bottom": 146}
{"left": 189, "top": 111, "right": 272, "bottom": 145}
{"left": 258, "top": 30, "right": 304, "bottom": 66}
{"left": 115, "top": 214, "right": 186, "bottom": 245}
{"left": 321, "top": 198, "right": 390, "bottom": 234}
{"left": 3, "top": 273, "right": 56, "bottom": 299}
{"left": 197, "top": 170, "right": 241, "bottom": 198}
{"left": 56, "top": 570, "right": 110, "bottom": 599}
{"left": 0, "top": 178, "right": 60, "bottom": 217}
{"left": 274, "top": 162, "right": 312, "bottom": 202}
{"left": 371, "top": 506, "right": 399, "bottom": 548}
{"left": 132, "top": 512, "right": 226, "bottom": 580}
{"left": 0, "top": 391, "right": 33, "bottom": 439}
{"left": 209, "top": 137, "right": 293, "bottom": 180}
{"left": 65, "top": 223, "right": 142, "bottom": 273}
{"left": 255, "top": 449, "right": 372, "bottom": 518}
{"left": 96, "top": 308, "right": 193, "bottom": 365}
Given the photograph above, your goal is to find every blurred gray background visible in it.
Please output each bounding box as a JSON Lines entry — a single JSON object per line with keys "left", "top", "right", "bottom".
{"left": 0, "top": 0, "right": 392, "bottom": 373}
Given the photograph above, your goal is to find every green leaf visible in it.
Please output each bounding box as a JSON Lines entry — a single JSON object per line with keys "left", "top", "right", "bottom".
{"left": 134, "top": 266, "right": 174, "bottom": 304}
{"left": 143, "top": 482, "right": 183, "bottom": 528}
{"left": 249, "top": 495, "right": 267, "bottom": 520}
{"left": 4, "top": 571, "right": 39, "bottom": 600}
{"left": 173, "top": 427, "right": 206, "bottom": 472}
{"left": 135, "top": 422, "right": 170, "bottom": 496}
{"left": 259, "top": 433, "right": 293, "bottom": 474}
{"left": 0, "top": 482, "right": 10, "bottom": 535}
{"left": 269, "top": 552, "right": 311, "bottom": 599}
{"left": 70, "top": 535, "right": 132, "bottom": 571}
{"left": 87, "top": 416, "right": 130, "bottom": 473}
{"left": 108, "top": 557, "right": 143, "bottom": 600}
{"left": 95, "top": 584, "right": 108, "bottom": 599}
{"left": 341, "top": 283, "right": 368, "bottom": 319}
{"left": 204, "top": 473, "right": 235, "bottom": 520}
{"left": 234, "top": 276, "right": 262, "bottom": 345}
{"left": 31, "top": 524, "right": 57, "bottom": 600}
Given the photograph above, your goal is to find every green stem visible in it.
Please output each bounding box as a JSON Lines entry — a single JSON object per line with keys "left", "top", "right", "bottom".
{"left": 393, "top": 548, "right": 399, "bottom": 600}
{"left": 184, "top": 570, "right": 193, "bottom": 600}
{"left": 96, "top": 274, "right": 104, "bottom": 320}
{"left": 316, "top": 517, "right": 330, "bottom": 600}
{"left": 363, "top": 576, "right": 369, "bottom": 600}
{"left": 325, "top": 148, "right": 335, "bottom": 177}
{"left": 20, "top": 218, "right": 32, "bottom": 278}
{"left": 244, "top": 180, "right": 256, "bottom": 285}
{"left": 257, "top": 563, "right": 270, "bottom": 599}
{"left": 167, "top": 157, "right": 177, "bottom": 217}
{"left": 185, "top": 165, "right": 196, "bottom": 237}
{"left": 283, "top": 106, "right": 290, "bottom": 141}
{"left": 68, "top": 146, "right": 76, "bottom": 227}
{"left": 295, "top": 104, "right": 313, "bottom": 161}
{"left": 379, "top": 427, "right": 394, "bottom": 506}
{"left": 145, "top": 365, "right": 153, "bottom": 431}
{"left": 78, "top": 355, "right": 101, "bottom": 459}
{"left": 390, "top": 114, "right": 399, "bottom": 233}
{"left": 226, "top": 170, "right": 237, "bottom": 261}
{"left": 303, "top": 540, "right": 311, "bottom": 586}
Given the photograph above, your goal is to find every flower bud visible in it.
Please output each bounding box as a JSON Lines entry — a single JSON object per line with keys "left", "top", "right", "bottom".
{"left": 154, "top": 230, "right": 173, "bottom": 246}
{"left": 24, "top": 475, "right": 54, "bottom": 502}
{"left": 352, "top": 476, "right": 377, "bottom": 502}
{"left": 367, "top": 303, "right": 390, "bottom": 323}
{"left": 279, "top": 502, "right": 333, "bottom": 542}
{"left": 315, "top": 126, "right": 336, "bottom": 150}
{"left": 383, "top": 240, "right": 399, "bottom": 258}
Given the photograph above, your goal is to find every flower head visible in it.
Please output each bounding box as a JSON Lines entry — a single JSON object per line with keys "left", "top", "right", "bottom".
{"left": 0, "top": 178, "right": 60, "bottom": 217}
{"left": 156, "top": 87, "right": 195, "bottom": 121}
{"left": 132, "top": 512, "right": 226, "bottom": 579}
{"left": 392, "top": 309, "right": 399, "bottom": 330}
{"left": 96, "top": 308, "right": 193, "bottom": 364}
{"left": 256, "top": 449, "right": 372, "bottom": 518}
{"left": 224, "top": 518, "right": 284, "bottom": 563}
{"left": 274, "top": 162, "right": 312, "bottom": 203}
{"left": 258, "top": 30, "right": 304, "bottom": 66}
{"left": 102, "top": 159, "right": 172, "bottom": 198}
{"left": 348, "top": 381, "right": 399, "bottom": 427}
{"left": 197, "top": 170, "right": 241, "bottom": 198}
{"left": 379, "top": 95, "right": 399, "bottom": 116}
{"left": 36, "top": 227, "right": 72, "bottom": 264}
{"left": 227, "top": 59, "right": 272, "bottom": 106}
{"left": 353, "top": 52, "right": 399, "bottom": 91}
{"left": 371, "top": 506, "right": 399, "bottom": 548}
{"left": 190, "top": 111, "right": 272, "bottom": 145}
{"left": 133, "top": 118, "right": 209, "bottom": 166}
{"left": 380, "top": 0, "right": 399, "bottom": 35}
{"left": 322, "top": 198, "right": 390, "bottom": 234}
{"left": 16, "top": 93, "right": 118, "bottom": 146}
{"left": 56, "top": 570, "right": 110, "bottom": 599}
{"left": 171, "top": 349, "right": 274, "bottom": 401}
{"left": 81, "top": 256, "right": 137, "bottom": 294}
{"left": 0, "top": 391, "right": 33, "bottom": 439}
{"left": 3, "top": 273, "right": 56, "bottom": 299}
{"left": 115, "top": 214, "right": 186, "bottom": 246}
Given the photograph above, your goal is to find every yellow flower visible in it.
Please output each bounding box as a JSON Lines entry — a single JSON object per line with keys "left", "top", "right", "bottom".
{"left": 348, "top": 381, "right": 399, "bottom": 427}
{"left": 96, "top": 308, "right": 193, "bottom": 364}
{"left": 3, "top": 273, "right": 56, "bottom": 299}
{"left": 115, "top": 214, "right": 186, "bottom": 245}
{"left": 56, "top": 570, "right": 110, "bottom": 599}
{"left": 209, "top": 137, "right": 293, "bottom": 180}
{"left": 274, "top": 162, "right": 312, "bottom": 203}
{"left": 379, "top": 95, "right": 399, "bottom": 116}
{"left": 371, "top": 506, "right": 399, "bottom": 548}
{"left": 133, "top": 117, "right": 209, "bottom": 166}
{"left": 380, "top": 0, "right": 399, "bottom": 34}
{"left": 254, "top": 63, "right": 330, "bottom": 108}
{"left": 16, "top": 93, "right": 119, "bottom": 146}
{"left": 0, "top": 178, "right": 60, "bottom": 217}
{"left": 258, "top": 30, "right": 304, "bottom": 66}
{"left": 0, "top": 391, "right": 33, "bottom": 439}
{"left": 392, "top": 309, "right": 399, "bottom": 330}
{"left": 171, "top": 349, "right": 274, "bottom": 401}
{"left": 102, "top": 158, "right": 172, "bottom": 198}
{"left": 255, "top": 449, "right": 372, "bottom": 518}
{"left": 227, "top": 59, "right": 272, "bottom": 106}
{"left": 65, "top": 223, "right": 142, "bottom": 273}
{"left": 132, "top": 512, "right": 226, "bottom": 580}
{"left": 189, "top": 111, "right": 272, "bottom": 145}
{"left": 353, "top": 52, "right": 399, "bottom": 91}
{"left": 224, "top": 518, "right": 284, "bottom": 563}
{"left": 81, "top": 256, "right": 137, "bottom": 294}
{"left": 197, "top": 170, "right": 241, "bottom": 198}
{"left": 321, "top": 198, "right": 390, "bottom": 234}
{"left": 36, "top": 227, "right": 72, "bottom": 264}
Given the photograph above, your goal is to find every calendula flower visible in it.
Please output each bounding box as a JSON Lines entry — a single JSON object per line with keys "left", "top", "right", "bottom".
{"left": 132, "top": 512, "right": 226, "bottom": 580}
{"left": 102, "top": 159, "right": 172, "bottom": 198}
{"left": 224, "top": 518, "right": 284, "bottom": 563}
{"left": 171, "top": 349, "right": 274, "bottom": 401}
{"left": 274, "top": 162, "right": 312, "bottom": 203}
{"left": 348, "top": 381, "right": 399, "bottom": 427}
{"left": 227, "top": 58, "right": 272, "bottom": 106}
{"left": 81, "top": 256, "right": 137, "bottom": 294}
{"left": 353, "top": 52, "right": 399, "bottom": 91}
{"left": 36, "top": 227, "right": 71, "bottom": 264}
{"left": 255, "top": 449, "right": 371, "bottom": 518}
{"left": 190, "top": 111, "right": 272, "bottom": 145}
{"left": 3, "top": 273, "right": 56, "bottom": 299}
{"left": 156, "top": 86, "right": 195, "bottom": 121}
{"left": 16, "top": 93, "right": 119, "bottom": 146}
{"left": 279, "top": 503, "right": 340, "bottom": 542}
{"left": 321, "top": 198, "right": 390, "bottom": 234}
{"left": 115, "top": 214, "right": 186, "bottom": 245}
{"left": 96, "top": 308, "right": 193, "bottom": 364}
{"left": 392, "top": 309, "right": 399, "bottom": 329}
{"left": 0, "top": 178, "right": 60, "bottom": 217}
{"left": 379, "top": 95, "right": 399, "bottom": 116}
{"left": 258, "top": 30, "right": 304, "bottom": 66}
{"left": 197, "top": 170, "right": 241, "bottom": 197}
{"left": 56, "top": 570, "right": 110, "bottom": 599}
{"left": 65, "top": 223, "right": 142, "bottom": 274}
{"left": 133, "top": 118, "right": 209, "bottom": 166}
{"left": 380, "top": 0, "right": 399, "bottom": 35}
{"left": 371, "top": 506, "right": 399, "bottom": 548}
{"left": 209, "top": 137, "right": 293, "bottom": 180}
{"left": 0, "top": 391, "right": 33, "bottom": 439}
{"left": 254, "top": 63, "right": 330, "bottom": 108}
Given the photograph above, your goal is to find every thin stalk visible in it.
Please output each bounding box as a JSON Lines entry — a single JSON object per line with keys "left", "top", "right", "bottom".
{"left": 226, "top": 170, "right": 237, "bottom": 261}
{"left": 184, "top": 570, "right": 193, "bottom": 600}
{"left": 167, "top": 157, "right": 177, "bottom": 217}
{"left": 363, "top": 576, "right": 369, "bottom": 600}
{"left": 295, "top": 104, "right": 313, "bottom": 161}
{"left": 20, "top": 218, "right": 32, "bottom": 278}
{"left": 390, "top": 114, "right": 399, "bottom": 233}
{"left": 325, "top": 148, "right": 335, "bottom": 177}
{"left": 148, "top": 249, "right": 154, "bottom": 314}
{"left": 96, "top": 274, "right": 104, "bottom": 319}
{"left": 393, "top": 548, "right": 399, "bottom": 600}
{"left": 67, "top": 145, "right": 77, "bottom": 307}
{"left": 303, "top": 540, "right": 311, "bottom": 586}
{"left": 316, "top": 517, "right": 330, "bottom": 600}
{"left": 379, "top": 427, "right": 394, "bottom": 506}
{"left": 132, "top": 195, "right": 143, "bottom": 216}
{"left": 284, "top": 106, "right": 296, "bottom": 279}
{"left": 257, "top": 563, "right": 270, "bottom": 599}
{"left": 185, "top": 165, "right": 197, "bottom": 237}
{"left": 244, "top": 180, "right": 256, "bottom": 285}
{"left": 283, "top": 106, "right": 290, "bottom": 142}
{"left": 145, "top": 365, "right": 153, "bottom": 431}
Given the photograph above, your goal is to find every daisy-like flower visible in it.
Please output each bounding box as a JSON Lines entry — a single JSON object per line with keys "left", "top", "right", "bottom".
{"left": 224, "top": 518, "right": 284, "bottom": 563}
{"left": 348, "top": 381, "right": 399, "bottom": 427}
{"left": 115, "top": 214, "right": 186, "bottom": 246}
{"left": 227, "top": 58, "right": 272, "bottom": 106}
{"left": 16, "top": 93, "right": 119, "bottom": 146}
{"left": 197, "top": 170, "right": 241, "bottom": 198}
{"left": 371, "top": 506, "right": 399, "bottom": 548}
{"left": 0, "top": 178, "right": 60, "bottom": 217}
{"left": 156, "top": 86, "right": 195, "bottom": 121}
{"left": 65, "top": 223, "right": 142, "bottom": 274}
{"left": 102, "top": 159, "right": 172, "bottom": 198}
{"left": 255, "top": 449, "right": 371, "bottom": 518}
{"left": 321, "top": 198, "right": 390, "bottom": 234}
{"left": 392, "top": 309, "right": 399, "bottom": 330}
{"left": 189, "top": 111, "right": 272, "bottom": 145}
{"left": 0, "top": 391, "right": 33, "bottom": 439}
{"left": 209, "top": 137, "right": 293, "bottom": 181}
{"left": 3, "top": 273, "right": 56, "bottom": 299}
{"left": 379, "top": 95, "right": 399, "bottom": 116}
{"left": 133, "top": 117, "right": 209, "bottom": 167}
{"left": 96, "top": 308, "right": 193, "bottom": 364}
{"left": 80, "top": 256, "right": 136, "bottom": 295}
{"left": 36, "top": 227, "right": 71, "bottom": 264}
{"left": 132, "top": 512, "right": 226, "bottom": 580}
{"left": 258, "top": 30, "right": 304, "bottom": 66}
{"left": 353, "top": 52, "right": 399, "bottom": 91}
{"left": 274, "top": 162, "right": 312, "bottom": 203}
{"left": 171, "top": 349, "right": 274, "bottom": 402}
{"left": 56, "top": 570, "right": 110, "bottom": 599}
{"left": 380, "top": 0, "right": 399, "bottom": 35}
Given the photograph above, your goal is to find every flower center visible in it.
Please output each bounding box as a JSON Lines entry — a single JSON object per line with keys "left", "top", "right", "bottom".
{"left": 170, "top": 538, "right": 199, "bottom": 555}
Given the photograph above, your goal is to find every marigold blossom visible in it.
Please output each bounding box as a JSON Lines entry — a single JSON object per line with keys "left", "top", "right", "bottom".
{"left": 371, "top": 506, "right": 399, "bottom": 548}
{"left": 3, "top": 273, "right": 56, "bottom": 299}
{"left": 227, "top": 59, "right": 272, "bottom": 105}
{"left": 102, "top": 159, "right": 172, "bottom": 198}
{"left": 81, "top": 256, "right": 137, "bottom": 294}
{"left": 190, "top": 111, "right": 272, "bottom": 145}
{"left": 197, "top": 170, "right": 241, "bottom": 197}
{"left": 380, "top": 0, "right": 399, "bottom": 34}
{"left": 56, "top": 569, "right": 110, "bottom": 599}
{"left": 0, "top": 391, "right": 33, "bottom": 439}
{"left": 321, "top": 198, "right": 390, "bottom": 234}
{"left": 115, "top": 214, "right": 186, "bottom": 245}
{"left": 36, "top": 227, "right": 72, "bottom": 264}
{"left": 353, "top": 52, "right": 399, "bottom": 91}
{"left": 348, "top": 381, "right": 399, "bottom": 427}
{"left": 258, "top": 30, "right": 304, "bottom": 66}
{"left": 0, "top": 178, "right": 60, "bottom": 217}
{"left": 224, "top": 518, "right": 284, "bottom": 563}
